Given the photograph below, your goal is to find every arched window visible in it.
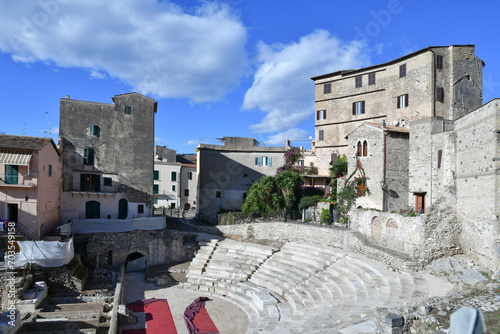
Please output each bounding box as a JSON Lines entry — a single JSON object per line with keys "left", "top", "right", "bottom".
{"left": 357, "top": 141, "right": 362, "bottom": 156}
{"left": 363, "top": 140, "right": 368, "bottom": 156}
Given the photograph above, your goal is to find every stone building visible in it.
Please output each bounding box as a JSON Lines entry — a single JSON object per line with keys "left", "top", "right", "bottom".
{"left": 0, "top": 135, "right": 62, "bottom": 238}
{"left": 196, "top": 137, "right": 288, "bottom": 222}
{"left": 154, "top": 146, "right": 197, "bottom": 211}
{"left": 59, "top": 93, "right": 157, "bottom": 222}
{"left": 345, "top": 122, "right": 410, "bottom": 213}
{"left": 312, "top": 45, "right": 484, "bottom": 175}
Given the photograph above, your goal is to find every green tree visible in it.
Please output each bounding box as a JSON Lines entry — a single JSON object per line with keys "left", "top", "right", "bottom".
{"left": 242, "top": 176, "right": 278, "bottom": 214}
{"left": 329, "top": 154, "right": 348, "bottom": 203}
{"left": 275, "top": 170, "right": 304, "bottom": 211}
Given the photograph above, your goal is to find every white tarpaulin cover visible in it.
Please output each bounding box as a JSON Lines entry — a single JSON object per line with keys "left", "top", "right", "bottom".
{"left": 14, "top": 238, "right": 74, "bottom": 268}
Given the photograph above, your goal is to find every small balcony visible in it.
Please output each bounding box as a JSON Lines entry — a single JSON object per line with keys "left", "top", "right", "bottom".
{"left": 0, "top": 174, "right": 35, "bottom": 188}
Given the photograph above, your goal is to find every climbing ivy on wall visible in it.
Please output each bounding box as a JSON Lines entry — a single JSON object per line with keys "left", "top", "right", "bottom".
{"left": 335, "top": 158, "right": 370, "bottom": 224}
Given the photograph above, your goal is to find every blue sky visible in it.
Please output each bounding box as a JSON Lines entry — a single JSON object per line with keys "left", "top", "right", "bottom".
{"left": 0, "top": 0, "right": 499, "bottom": 153}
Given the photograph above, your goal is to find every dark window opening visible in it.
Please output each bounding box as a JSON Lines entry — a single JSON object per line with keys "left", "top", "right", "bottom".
{"left": 437, "top": 150, "right": 443, "bottom": 169}
{"left": 323, "top": 82, "right": 331, "bottom": 94}
{"left": 216, "top": 191, "right": 221, "bottom": 198}
{"left": 124, "top": 106, "right": 132, "bottom": 115}
{"left": 90, "top": 125, "right": 100, "bottom": 137}
{"left": 153, "top": 184, "right": 159, "bottom": 194}
{"left": 357, "top": 141, "right": 362, "bottom": 157}
{"left": 138, "top": 204, "right": 144, "bottom": 214}
{"left": 368, "top": 72, "right": 376, "bottom": 85}
{"left": 318, "top": 130, "right": 324, "bottom": 141}
{"left": 81, "top": 174, "right": 100, "bottom": 192}
{"left": 355, "top": 75, "right": 362, "bottom": 88}
{"left": 107, "top": 251, "right": 113, "bottom": 266}
{"left": 399, "top": 64, "right": 406, "bottom": 78}
{"left": 436, "top": 87, "right": 445, "bottom": 103}
{"left": 184, "top": 189, "right": 189, "bottom": 196}
{"left": 154, "top": 170, "right": 159, "bottom": 180}
{"left": 363, "top": 141, "right": 368, "bottom": 156}
{"left": 83, "top": 147, "right": 95, "bottom": 165}
{"left": 103, "top": 177, "right": 112, "bottom": 186}
{"left": 436, "top": 55, "right": 444, "bottom": 70}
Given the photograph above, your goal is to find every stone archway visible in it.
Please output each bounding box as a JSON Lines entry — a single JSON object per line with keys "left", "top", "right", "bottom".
{"left": 371, "top": 216, "right": 382, "bottom": 237}
{"left": 184, "top": 203, "right": 191, "bottom": 210}
{"left": 125, "top": 252, "right": 146, "bottom": 272}
{"left": 386, "top": 219, "right": 398, "bottom": 239}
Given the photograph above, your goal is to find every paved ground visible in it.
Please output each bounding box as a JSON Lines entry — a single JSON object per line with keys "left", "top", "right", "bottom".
{"left": 119, "top": 272, "right": 249, "bottom": 334}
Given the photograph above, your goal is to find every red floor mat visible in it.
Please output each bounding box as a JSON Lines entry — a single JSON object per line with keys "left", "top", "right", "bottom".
{"left": 126, "top": 298, "right": 177, "bottom": 334}
{"left": 192, "top": 307, "right": 219, "bottom": 333}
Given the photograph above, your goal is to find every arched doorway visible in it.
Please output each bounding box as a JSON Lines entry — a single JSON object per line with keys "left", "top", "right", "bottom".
{"left": 125, "top": 252, "right": 146, "bottom": 272}
{"left": 118, "top": 198, "right": 128, "bottom": 219}
{"left": 85, "top": 201, "right": 100, "bottom": 219}
{"left": 184, "top": 203, "right": 191, "bottom": 210}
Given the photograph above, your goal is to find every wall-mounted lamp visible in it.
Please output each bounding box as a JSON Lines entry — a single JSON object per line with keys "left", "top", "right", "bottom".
{"left": 25, "top": 196, "right": 29, "bottom": 201}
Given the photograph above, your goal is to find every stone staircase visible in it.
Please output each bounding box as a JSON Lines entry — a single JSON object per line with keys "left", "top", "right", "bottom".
{"left": 181, "top": 239, "right": 429, "bottom": 333}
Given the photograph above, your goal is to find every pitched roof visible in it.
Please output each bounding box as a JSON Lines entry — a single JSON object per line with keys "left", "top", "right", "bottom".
{"left": 0, "top": 135, "right": 59, "bottom": 154}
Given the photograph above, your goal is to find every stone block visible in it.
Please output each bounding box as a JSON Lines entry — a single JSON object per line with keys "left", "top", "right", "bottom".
{"left": 385, "top": 313, "right": 404, "bottom": 327}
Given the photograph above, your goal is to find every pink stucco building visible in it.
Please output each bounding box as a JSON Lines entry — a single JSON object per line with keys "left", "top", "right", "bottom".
{"left": 0, "top": 135, "right": 62, "bottom": 239}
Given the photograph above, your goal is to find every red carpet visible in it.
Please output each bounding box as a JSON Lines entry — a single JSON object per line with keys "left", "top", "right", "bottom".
{"left": 192, "top": 307, "right": 219, "bottom": 333}
{"left": 126, "top": 298, "right": 177, "bottom": 334}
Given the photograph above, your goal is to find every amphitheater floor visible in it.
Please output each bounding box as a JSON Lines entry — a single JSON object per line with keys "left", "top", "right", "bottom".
{"left": 119, "top": 272, "right": 250, "bottom": 334}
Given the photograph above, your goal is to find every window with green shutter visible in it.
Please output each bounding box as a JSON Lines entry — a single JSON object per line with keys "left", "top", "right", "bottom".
{"left": 124, "top": 106, "right": 132, "bottom": 115}
{"left": 90, "top": 125, "right": 100, "bottom": 137}
{"left": 48, "top": 164, "right": 52, "bottom": 177}
{"left": 83, "top": 147, "right": 94, "bottom": 165}
{"left": 171, "top": 171, "right": 177, "bottom": 181}
{"left": 5, "top": 165, "right": 18, "bottom": 184}
{"left": 154, "top": 170, "right": 159, "bottom": 180}
{"left": 153, "top": 184, "right": 159, "bottom": 194}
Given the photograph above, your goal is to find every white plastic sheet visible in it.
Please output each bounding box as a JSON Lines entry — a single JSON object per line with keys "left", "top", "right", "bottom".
{"left": 14, "top": 238, "right": 74, "bottom": 268}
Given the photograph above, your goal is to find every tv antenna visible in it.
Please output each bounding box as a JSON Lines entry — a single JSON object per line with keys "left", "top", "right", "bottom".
{"left": 44, "top": 111, "right": 52, "bottom": 136}
{"left": 22, "top": 123, "right": 25, "bottom": 136}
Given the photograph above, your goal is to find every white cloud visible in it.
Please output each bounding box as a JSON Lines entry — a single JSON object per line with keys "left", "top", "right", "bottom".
{"left": 243, "top": 30, "right": 370, "bottom": 133}
{"left": 264, "top": 128, "right": 310, "bottom": 146}
{"left": 186, "top": 139, "right": 201, "bottom": 146}
{"left": 0, "top": 0, "right": 248, "bottom": 103}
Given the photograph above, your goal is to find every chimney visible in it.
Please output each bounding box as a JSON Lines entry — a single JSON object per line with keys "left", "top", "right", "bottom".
{"left": 65, "top": 95, "right": 70, "bottom": 99}
{"left": 381, "top": 119, "right": 386, "bottom": 128}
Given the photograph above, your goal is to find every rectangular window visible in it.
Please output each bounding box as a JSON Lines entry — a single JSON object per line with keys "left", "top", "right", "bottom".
{"left": 437, "top": 150, "right": 443, "bottom": 169}
{"left": 436, "top": 87, "right": 444, "bottom": 103}
{"left": 124, "top": 106, "right": 132, "bottom": 115}
{"left": 172, "top": 185, "right": 176, "bottom": 191}
{"left": 397, "top": 94, "right": 409, "bottom": 108}
{"left": 368, "top": 73, "right": 376, "bottom": 85}
{"left": 318, "top": 130, "right": 324, "bottom": 141}
{"left": 323, "top": 82, "right": 331, "bottom": 94}
{"left": 83, "top": 147, "right": 94, "bottom": 165}
{"left": 317, "top": 109, "right": 326, "bottom": 120}
{"left": 188, "top": 171, "right": 193, "bottom": 180}
{"left": 436, "top": 55, "right": 443, "bottom": 70}
{"left": 171, "top": 171, "right": 177, "bottom": 181}
{"left": 216, "top": 191, "right": 221, "bottom": 198}
{"left": 399, "top": 64, "right": 406, "bottom": 78}
{"left": 138, "top": 204, "right": 144, "bottom": 214}
{"left": 80, "top": 174, "right": 100, "bottom": 192}
{"left": 154, "top": 170, "right": 159, "bottom": 180}
{"left": 48, "top": 164, "right": 52, "bottom": 177}
{"left": 4, "top": 165, "right": 19, "bottom": 184}
{"left": 264, "top": 157, "right": 272, "bottom": 167}
{"left": 154, "top": 198, "right": 158, "bottom": 205}
{"left": 153, "top": 184, "right": 159, "bottom": 194}
{"left": 298, "top": 160, "right": 304, "bottom": 167}
{"left": 352, "top": 101, "right": 365, "bottom": 115}
{"left": 184, "top": 189, "right": 189, "bottom": 196}
{"left": 103, "top": 177, "right": 112, "bottom": 186}
{"left": 355, "top": 75, "right": 362, "bottom": 88}
{"left": 90, "top": 125, "right": 100, "bottom": 137}
{"left": 170, "top": 203, "right": 176, "bottom": 209}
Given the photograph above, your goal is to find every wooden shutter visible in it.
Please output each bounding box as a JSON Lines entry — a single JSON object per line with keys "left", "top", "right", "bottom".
{"left": 331, "top": 153, "right": 338, "bottom": 163}
{"left": 437, "top": 150, "right": 442, "bottom": 169}
{"left": 316, "top": 110, "right": 319, "bottom": 120}
{"left": 406, "top": 94, "right": 409, "bottom": 106}
{"left": 267, "top": 157, "right": 272, "bottom": 166}
{"left": 362, "top": 101, "right": 365, "bottom": 114}
{"left": 397, "top": 96, "right": 401, "bottom": 109}
{"left": 352, "top": 103, "right": 356, "bottom": 115}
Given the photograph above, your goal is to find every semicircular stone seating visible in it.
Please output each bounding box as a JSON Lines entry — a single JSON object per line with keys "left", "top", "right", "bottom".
{"left": 179, "top": 238, "right": 428, "bottom": 334}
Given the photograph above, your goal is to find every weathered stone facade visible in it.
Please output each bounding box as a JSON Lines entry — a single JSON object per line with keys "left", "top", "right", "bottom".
{"left": 59, "top": 93, "right": 157, "bottom": 222}
{"left": 196, "top": 137, "right": 288, "bottom": 222}
{"left": 312, "top": 45, "right": 483, "bottom": 176}
{"left": 79, "top": 230, "right": 198, "bottom": 270}
{"left": 346, "top": 123, "right": 410, "bottom": 212}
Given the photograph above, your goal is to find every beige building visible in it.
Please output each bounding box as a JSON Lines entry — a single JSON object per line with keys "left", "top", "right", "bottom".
{"left": 0, "top": 135, "right": 62, "bottom": 239}
{"left": 154, "top": 146, "right": 197, "bottom": 212}
{"left": 312, "top": 45, "right": 484, "bottom": 175}
{"left": 196, "top": 137, "right": 288, "bottom": 223}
